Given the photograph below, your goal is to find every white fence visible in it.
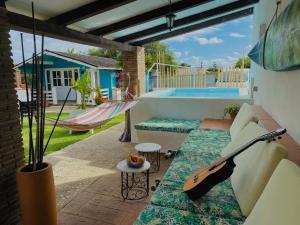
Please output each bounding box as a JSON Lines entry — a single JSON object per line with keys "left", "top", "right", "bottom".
{"left": 76, "top": 88, "right": 110, "bottom": 105}
{"left": 147, "top": 63, "right": 250, "bottom": 91}
{"left": 17, "top": 87, "right": 58, "bottom": 105}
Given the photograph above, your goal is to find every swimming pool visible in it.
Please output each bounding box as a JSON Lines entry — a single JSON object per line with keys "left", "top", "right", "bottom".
{"left": 146, "top": 88, "right": 245, "bottom": 98}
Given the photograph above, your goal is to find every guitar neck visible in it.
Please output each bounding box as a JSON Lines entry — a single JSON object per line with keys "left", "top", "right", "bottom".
{"left": 211, "top": 128, "right": 286, "bottom": 169}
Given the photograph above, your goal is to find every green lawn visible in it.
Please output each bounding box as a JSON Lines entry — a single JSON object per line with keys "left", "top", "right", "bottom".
{"left": 22, "top": 112, "right": 125, "bottom": 160}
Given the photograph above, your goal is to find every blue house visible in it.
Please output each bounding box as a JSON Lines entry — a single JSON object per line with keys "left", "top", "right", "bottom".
{"left": 15, "top": 50, "right": 121, "bottom": 104}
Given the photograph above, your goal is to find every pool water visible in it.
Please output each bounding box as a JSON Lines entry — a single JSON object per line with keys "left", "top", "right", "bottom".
{"left": 160, "top": 88, "right": 240, "bottom": 98}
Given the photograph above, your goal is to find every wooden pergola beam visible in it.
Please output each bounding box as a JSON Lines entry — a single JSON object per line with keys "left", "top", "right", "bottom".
{"left": 7, "top": 11, "right": 136, "bottom": 52}
{"left": 131, "top": 8, "right": 254, "bottom": 46}
{"left": 115, "top": 0, "right": 259, "bottom": 43}
{"left": 47, "top": 0, "right": 137, "bottom": 26}
{"left": 88, "top": 0, "right": 214, "bottom": 36}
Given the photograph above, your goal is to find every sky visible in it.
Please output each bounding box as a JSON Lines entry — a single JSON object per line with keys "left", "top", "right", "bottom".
{"left": 9, "top": 15, "right": 253, "bottom": 68}
{"left": 162, "top": 15, "right": 254, "bottom": 67}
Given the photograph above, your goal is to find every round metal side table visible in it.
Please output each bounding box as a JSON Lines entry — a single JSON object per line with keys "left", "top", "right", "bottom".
{"left": 116, "top": 160, "right": 150, "bottom": 200}
{"left": 135, "top": 143, "right": 161, "bottom": 172}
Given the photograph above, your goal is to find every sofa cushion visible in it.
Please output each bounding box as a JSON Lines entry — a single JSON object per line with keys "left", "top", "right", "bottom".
{"left": 229, "top": 103, "right": 258, "bottom": 140}
{"left": 181, "top": 129, "right": 231, "bottom": 155}
{"left": 134, "top": 205, "right": 243, "bottom": 225}
{"left": 243, "top": 159, "right": 300, "bottom": 225}
{"left": 221, "top": 122, "right": 287, "bottom": 216}
{"left": 151, "top": 179, "right": 245, "bottom": 222}
{"left": 162, "top": 151, "right": 220, "bottom": 183}
{"left": 135, "top": 117, "right": 201, "bottom": 133}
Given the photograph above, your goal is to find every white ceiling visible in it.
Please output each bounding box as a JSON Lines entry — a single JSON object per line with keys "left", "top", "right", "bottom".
{"left": 6, "top": 0, "right": 95, "bottom": 19}
{"left": 6, "top": 0, "right": 253, "bottom": 43}
{"left": 106, "top": 0, "right": 238, "bottom": 40}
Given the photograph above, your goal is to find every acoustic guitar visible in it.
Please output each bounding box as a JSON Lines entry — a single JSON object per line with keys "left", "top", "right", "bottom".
{"left": 183, "top": 128, "right": 286, "bottom": 200}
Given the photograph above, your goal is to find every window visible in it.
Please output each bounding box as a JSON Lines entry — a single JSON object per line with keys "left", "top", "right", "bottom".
{"left": 52, "top": 71, "right": 62, "bottom": 86}
{"left": 74, "top": 69, "right": 79, "bottom": 81}
{"left": 64, "top": 70, "right": 72, "bottom": 86}
{"left": 46, "top": 70, "right": 51, "bottom": 90}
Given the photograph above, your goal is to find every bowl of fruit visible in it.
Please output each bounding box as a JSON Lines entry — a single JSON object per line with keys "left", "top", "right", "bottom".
{"left": 127, "top": 153, "right": 145, "bottom": 168}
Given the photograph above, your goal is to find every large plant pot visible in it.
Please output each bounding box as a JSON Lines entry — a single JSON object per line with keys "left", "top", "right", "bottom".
{"left": 16, "top": 162, "right": 57, "bottom": 225}
{"left": 229, "top": 112, "right": 238, "bottom": 121}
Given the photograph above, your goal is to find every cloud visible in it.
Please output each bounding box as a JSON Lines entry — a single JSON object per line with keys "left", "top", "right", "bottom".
{"left": 184, "top": 51, "right": 189, "bottom": 56}
{"left": 174, "top": 51, "right": 182, "bottom": 58}
{"left": 194, "top": 37, "right": 223, "bottom": 45}
{"left": 176, "top": 53, "right": 240, "bottom": 68}
{"left": 10, "top": 30, "right": 95, "bottom": 64}
{"left": 166, "top": 35, "right": 189, "bottom": 42}
{"left": 229, "top": 32, "right": 246, "bottom": 38}
{"left": 164, "top": 26, "right": 220, "bottom": 43}
{"left": 226, "top": 56, "right": 238, "bottom": 61}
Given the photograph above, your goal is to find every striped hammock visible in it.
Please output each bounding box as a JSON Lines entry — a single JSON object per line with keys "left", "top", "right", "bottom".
{"left": 55, "top": 101, "right": 138, "bottom": 131}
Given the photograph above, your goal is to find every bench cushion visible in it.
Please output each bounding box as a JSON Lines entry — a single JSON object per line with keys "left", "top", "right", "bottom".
{"left": 243, "top": 159, "right": 300, "bottom": 225}
{"left": 151, "top": 180, "right": 245, "bottom": 222}
{"left": 135, "top": 117, "right": 201, "bottom": 133}
{"left": 149, "top": 129, "right": 244, "bottom": 221}
{"left": 222, "top": 122, "right": 287, "bottom": 216}
{"left": 134, "top": 205, "right": 243, "bottom": 225}
{"left": 230, "top": 103, "right": 258, "bottom": 140}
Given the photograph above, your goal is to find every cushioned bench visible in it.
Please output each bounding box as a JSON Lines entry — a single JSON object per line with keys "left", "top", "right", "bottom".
{"left": 135, "top": 118, "right": 201, "bottom": 133}
{"left": 133, "top": 103, "right": 258, "bottom": 153}
{"left": 134, "top": 118, "right": 201, "bottom": 153}
{"left": 134, "top": 122, "right": 288, "bottom": 225}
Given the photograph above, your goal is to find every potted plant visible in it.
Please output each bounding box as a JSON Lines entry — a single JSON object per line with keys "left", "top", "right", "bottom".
{"left": 16, "top": 29, "right": 68, "bottom": 225}
{"left": 94, "top": 85, "right": 104, "bottom": 105}
{"left": 224, "top": 104, "right": 240, "bottom": 121}
{"left": 72, "top": 71, "right": 93, "bottom": 109}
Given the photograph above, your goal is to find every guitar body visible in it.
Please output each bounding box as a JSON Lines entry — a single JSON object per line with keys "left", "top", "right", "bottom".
{"left": 183, "top": 158, "right": 236, "bottom": 200}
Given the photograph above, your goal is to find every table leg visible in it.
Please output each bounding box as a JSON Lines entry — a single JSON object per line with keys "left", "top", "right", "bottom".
{"left": 146, "top": 170, "right": 149, "bottom": 196}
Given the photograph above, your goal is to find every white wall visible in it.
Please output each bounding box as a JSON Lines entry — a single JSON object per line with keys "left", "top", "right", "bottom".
{"left": 131, "top": 97, "right": 252, "bottom": 142}
{"left": 252, "top": 0, "right": 300, "bottom": 144}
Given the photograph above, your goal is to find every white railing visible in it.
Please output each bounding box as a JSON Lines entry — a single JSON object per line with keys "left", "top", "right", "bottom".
{"left": 76, "top": 88, "right": 110, "bottom": 105}
{"left": 147, "top": 63, "right": 250, "bottom": 91}
{"left": 216, "top": 67, "right": 249, "bottom": 88}
{"left": 33, "top": 88, "right": 57, "bottom": 105}
{"left": 17, "top": 87, "right": 58, "bottom": 105}
{"left": 101, "top": 88, "right": 109, "bottom": 98}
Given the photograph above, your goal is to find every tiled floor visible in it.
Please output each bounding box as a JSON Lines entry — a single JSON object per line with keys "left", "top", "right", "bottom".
{"left": 45, "top": 123, "right": 171, "bottom": 225}
{"left": 200, "top": 118, "right": 232, "bottom": 131}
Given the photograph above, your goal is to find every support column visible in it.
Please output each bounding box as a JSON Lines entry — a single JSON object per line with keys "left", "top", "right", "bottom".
{"left": 123, "top": 46, "right": 145, "bottom": 96}
{"left": 120, "top": 46, "right": 145, "bottom": 142}
{"left": 0, "top": 5, "right": 24, "bottom": 225}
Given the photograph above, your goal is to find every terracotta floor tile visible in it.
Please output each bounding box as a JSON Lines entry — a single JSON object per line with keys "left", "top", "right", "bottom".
{"left": 51, "top": 123, "right": 171, "bottom": 225}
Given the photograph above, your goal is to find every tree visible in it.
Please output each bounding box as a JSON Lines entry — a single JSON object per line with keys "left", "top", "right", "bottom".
{"left": 235, "top": 57, "right": 251, "bottom": 68}
{"left": 206, "top": 62, "right": 219, "bottom": 74}
{"left": 144, "top": 42, "right": 177, "bottom": 70}
{"left": 86, "top": 41, "right": 178, "bottom": 71}
{"left": 87, "top": 48, "right": 123, "bottom": 67}
{"left": 180, "top": 63, "right": 191, "bottom": 67}
{"left": 67, "top": 48, "right": 76, "bottom": 54}
{"left": 72, "top": 72, "right": 93, "bottom": 109}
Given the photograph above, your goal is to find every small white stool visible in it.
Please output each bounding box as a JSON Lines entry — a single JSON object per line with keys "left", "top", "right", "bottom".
{"left": 135, "top": 143, "right": 161, "bottom": 172}
{"left": 116, "top": 160, "right": 150, "bottom": 200}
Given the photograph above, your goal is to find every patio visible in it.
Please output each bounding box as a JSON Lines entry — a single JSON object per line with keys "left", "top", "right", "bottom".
{"left": 1, "top": 0, "right": 300, "bottom": 225}
{"left": 45, "top": 122, "right": 171, "bottom": 225}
